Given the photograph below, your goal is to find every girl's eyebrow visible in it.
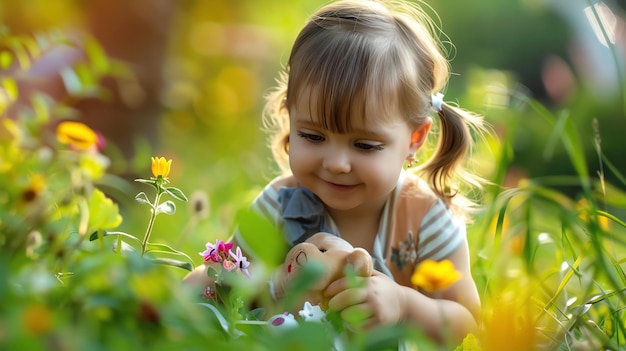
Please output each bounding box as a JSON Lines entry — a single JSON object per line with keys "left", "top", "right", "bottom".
{"left": 295, "top": 118, "right": 389, "bottom": 139}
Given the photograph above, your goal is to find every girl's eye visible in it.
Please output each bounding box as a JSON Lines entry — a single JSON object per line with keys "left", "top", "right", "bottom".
{"left": 297, "top": 131, "right": 324, "bottom": 143}
{"left": 355, "top": 142, "right": 384, "bottom": 151}
{"left": 319, "top": 248, "right": 327, "bottom": 253}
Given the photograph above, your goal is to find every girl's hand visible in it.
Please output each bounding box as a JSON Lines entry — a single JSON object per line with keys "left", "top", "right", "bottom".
{"left": 323, "top": 270, "right": 407, "bottom": 329}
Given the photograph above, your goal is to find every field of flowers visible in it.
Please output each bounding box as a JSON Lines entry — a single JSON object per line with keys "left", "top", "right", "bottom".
{"left": 1, "top": 1, "right": 625, "bottom": 350}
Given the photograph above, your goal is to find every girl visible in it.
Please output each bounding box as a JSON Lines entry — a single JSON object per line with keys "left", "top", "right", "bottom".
{"left": 186, "top": 0, "right": 486, "bottom": 345}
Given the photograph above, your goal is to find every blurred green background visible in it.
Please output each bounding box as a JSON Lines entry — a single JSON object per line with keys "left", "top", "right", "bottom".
{"left": 2, "top": 0, "right": 624, "bottom": 277}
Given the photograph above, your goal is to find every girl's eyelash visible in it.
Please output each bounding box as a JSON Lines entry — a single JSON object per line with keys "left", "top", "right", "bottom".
{"left": 355, "top": 143, "right": 384, "bottom": 151}
{"left": 297, "top": 131, "right": 384, "bottom": 150}
{"left": 297, "top": 131, "right": 324, "bottom": 142}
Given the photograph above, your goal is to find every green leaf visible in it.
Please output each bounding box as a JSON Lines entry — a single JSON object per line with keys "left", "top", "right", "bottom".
{"left": 197, "top": 302, "right": 234, "bottom": 334}
{"left": 89, "top": 230, "right": 142, "bottom": 246}
{"left": 8, "top": 37, "right": 30, "bottom": 69}
{"left": 74, "top": 62, "right": 96, "bottom": 88}
{"left": 207, "top": 266, "right": 220, "bottom": 280}
{"left": 60, "top": 66, "right": 83, "bottom": 95}
{"left": 85, "top": 38, "right": 109, "bottom": 74}
{"left": 164, "top": 186, "right": 188, "bottom": 202}
{"left": 282, "top": 262, "right": 324, "bottom": 311}
{"left": 235, "top": 207, "right": 288, "bottom": 268}
{"left": 146, "top": 242, "right": 194, "bottom": 264}
{"left": 135, "top": 192, "right": 151, "bottom": 205}
{"left": 150, "top": 257, "right": 193, "bottom": 271}
{"left": 246, "top": 307, "right": 266, "bottom": 321}
{"left": 112, "top": 240, "right": 137, "bottom": 253}
{"left": 146, "top": 242, "right": 183, "bottom": 254}
{"left": 30, "top": 93, "right": 52, "bottom": 123}
{"left": 0, "top": 51, "right": 12, "bottom": 69}
{"left": 454, "top": 333, "right": 481, "bottom": 351}
{"left": 22, "top": 36, "right": 41, "bottom": 60}
{"left": 89, "top": 230, "right": 100, "bottom": 241}
{"left": 156, "top": 200, "right": 176, "bottom": 215}
{"left": 135, "top": 178, "right": 158, "bottom": 193}
{"left": 597, "top": 210, "right": 626, "bottom": 229}
{"left": 134, "top": 178, "right": 156, "bottom": 186}
{"left": 88, "top": 188, "right": 123, "bottom": 231}
{"left": 2, "top": 78, "right": 18, "bottom": 101}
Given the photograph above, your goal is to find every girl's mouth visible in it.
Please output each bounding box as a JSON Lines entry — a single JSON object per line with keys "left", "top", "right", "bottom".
{"left": 325, "top": 181, "right": 357, "bottom": 192}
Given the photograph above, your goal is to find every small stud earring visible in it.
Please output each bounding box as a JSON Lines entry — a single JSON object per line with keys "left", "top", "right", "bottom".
{"left": 406, "top": 153, "right": 416, "bottom": 167}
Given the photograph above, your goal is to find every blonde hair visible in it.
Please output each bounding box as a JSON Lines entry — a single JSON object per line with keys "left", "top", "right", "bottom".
{"left": 263, "top": 0, "right": 487, "bottom": 211}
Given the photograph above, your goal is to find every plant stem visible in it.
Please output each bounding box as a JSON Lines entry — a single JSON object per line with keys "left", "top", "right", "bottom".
{"left": 141, "top": 186, "right": 162, "bottom": 255}
{"left": 57, "top": 196, "right": 90, "bottom": 275}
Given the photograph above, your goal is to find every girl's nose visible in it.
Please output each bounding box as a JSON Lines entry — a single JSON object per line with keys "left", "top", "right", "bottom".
{"left": 322, "top": 149, "right": 351, "bottom": 174}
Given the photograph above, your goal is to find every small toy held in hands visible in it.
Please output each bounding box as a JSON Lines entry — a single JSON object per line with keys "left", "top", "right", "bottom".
{"left": 267, "top": 312, "right": 298, "bottom": 331}
{"left": 265, "top": 301, "right": 327, "bottom": 331}
{"left": 272, "top": 232, "right": 374, "bottom": 307}
{"left": 265, "top": 302, "right": 345, "bottom": 351}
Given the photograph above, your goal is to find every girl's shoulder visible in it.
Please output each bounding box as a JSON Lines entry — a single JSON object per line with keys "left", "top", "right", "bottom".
{"left": 267, "top": 174, "right": 300, "bottom": 192}
{"left": 387, "top": 172, "right": 441, "bottom": 232}
{"left": 396, "top": 171, "right": 439, "bottom": 206}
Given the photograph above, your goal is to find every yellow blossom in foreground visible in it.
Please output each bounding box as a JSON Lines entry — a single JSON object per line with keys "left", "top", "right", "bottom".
{"left": 56, "top": 121, "right": 97, "bottom": 150}
{"left": 481, "top": 281, "right": 538, "bottom": 351}
{"left": 22, "top": 304, "right": 53, "bottom": 336}
{"left": 411, "top": 259, "right": 461, "bottom": 293}
{"left": 576, "top": 198, "right": 610, "bottom": 231}
{"left": 151, "top": 157, "right": 172, "bottom": 178}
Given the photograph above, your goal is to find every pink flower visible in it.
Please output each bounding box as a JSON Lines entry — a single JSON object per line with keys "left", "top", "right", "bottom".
{"left": 230, "top": 247, "right": 250, "bottom": 278}
{"left": 215, "top": 240, "right": 233, "bottom": 261}
{"left": 222, "top": 260, "right": 237, "bottom": 272}
{"left": 202, "top": 286, "right": 216, "bottom": 300}
{"left": 199, "top": 242, "right": 220, "bottom": 263}
{"left": 199, "top": 240, "right": 235, "bottom": 263}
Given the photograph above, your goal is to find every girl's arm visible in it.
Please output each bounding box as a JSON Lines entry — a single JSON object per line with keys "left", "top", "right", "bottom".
{"left": 324, "top": 239, "right": 480, "bottom": 345}
{"left": 399, "top": 239, "right": 481, "bottom": 343}
{"left": 182, "top": 263, "right": 214, "bottom": 290}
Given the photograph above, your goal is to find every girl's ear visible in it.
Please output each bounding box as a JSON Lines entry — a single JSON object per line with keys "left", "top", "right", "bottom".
{"left": 409, "top": 117, "right": 432, "bottom": 152}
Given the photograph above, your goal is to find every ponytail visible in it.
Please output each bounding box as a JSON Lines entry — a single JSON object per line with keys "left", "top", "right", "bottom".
{"left": 417, "top": 101, "right": 487, "bottom": 215}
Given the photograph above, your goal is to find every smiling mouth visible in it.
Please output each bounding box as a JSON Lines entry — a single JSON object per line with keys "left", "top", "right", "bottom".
{"left": 324, "top": 180, "right": 357, "bottom": 190}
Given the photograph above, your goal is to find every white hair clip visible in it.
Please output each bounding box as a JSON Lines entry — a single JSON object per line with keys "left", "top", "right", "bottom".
{"left": 431, "top": 92, "right": 444, "bottom": 112}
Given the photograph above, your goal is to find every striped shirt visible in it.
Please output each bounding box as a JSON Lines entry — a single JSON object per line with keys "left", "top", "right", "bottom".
{"left": 239, "top": 170, "right": 466, "bottom": 285}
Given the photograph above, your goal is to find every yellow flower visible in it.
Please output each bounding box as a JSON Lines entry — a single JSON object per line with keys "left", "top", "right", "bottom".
{"left": 480, "top": 280, "right": 539, "bottom": 351}
{"left": 411, "top": 259, "right": 461, "bottom": 293}
{"left": 0, "top": 118, "right": 21, "bottom": 143}
{"left": 56, "top": 121, "right": 97, "bottom": 150}
{"left": 151, "top": 156, "right": 171, "bottom": 178}
{"left": 21, "top": 173, "right": 46, "bottom": 203}
{"left": 455, "top": 333, "right": 481, "bottom": 351}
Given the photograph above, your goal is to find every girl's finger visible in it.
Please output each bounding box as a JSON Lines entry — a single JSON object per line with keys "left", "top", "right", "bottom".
{"left": 325, "top": 275, "right": 368, "bottom": 297}
{"left": 340, "top": 304, "right": 372, "bottom": 329}
{"left": 324, "top": 277, "right": 348, "bottom": 297}
{"left": 327, "top": 287, "right": 367, "bottom": 311}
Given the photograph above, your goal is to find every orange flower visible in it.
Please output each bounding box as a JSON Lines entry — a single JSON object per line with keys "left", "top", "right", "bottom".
{"left": 56, "top": 121, "right": 98, "bottom": 150}
{"left": 151, "top": 156, "right": 171, "bottom": 178}
{"left": 411, "top": 259, "right": 461, "bottom": 293}
{"left": 22, "top": 304, "right": 53, "bottom": 336}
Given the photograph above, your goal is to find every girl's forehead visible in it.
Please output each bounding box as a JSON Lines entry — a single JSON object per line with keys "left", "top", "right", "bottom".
{"left": 290, "top": 86, "right": 406, "bottom": 131}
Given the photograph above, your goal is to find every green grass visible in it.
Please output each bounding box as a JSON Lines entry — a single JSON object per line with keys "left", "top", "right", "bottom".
{"left": 1, "top": 16, "right": 626, "bottom": 351}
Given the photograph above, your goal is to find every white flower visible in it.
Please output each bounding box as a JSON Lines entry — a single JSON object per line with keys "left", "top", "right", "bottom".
{"left": 298, "top": 301, "right": 326, "bottom": 323}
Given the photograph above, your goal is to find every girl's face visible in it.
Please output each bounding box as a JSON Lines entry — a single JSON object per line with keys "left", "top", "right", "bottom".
{"left": 288, "top": 95, "right": 428, "bottom": 213}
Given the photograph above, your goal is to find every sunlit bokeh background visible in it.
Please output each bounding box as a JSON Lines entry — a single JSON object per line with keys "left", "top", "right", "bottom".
{"left": 1, "top": 1, "right": 625, "bottom": 348}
